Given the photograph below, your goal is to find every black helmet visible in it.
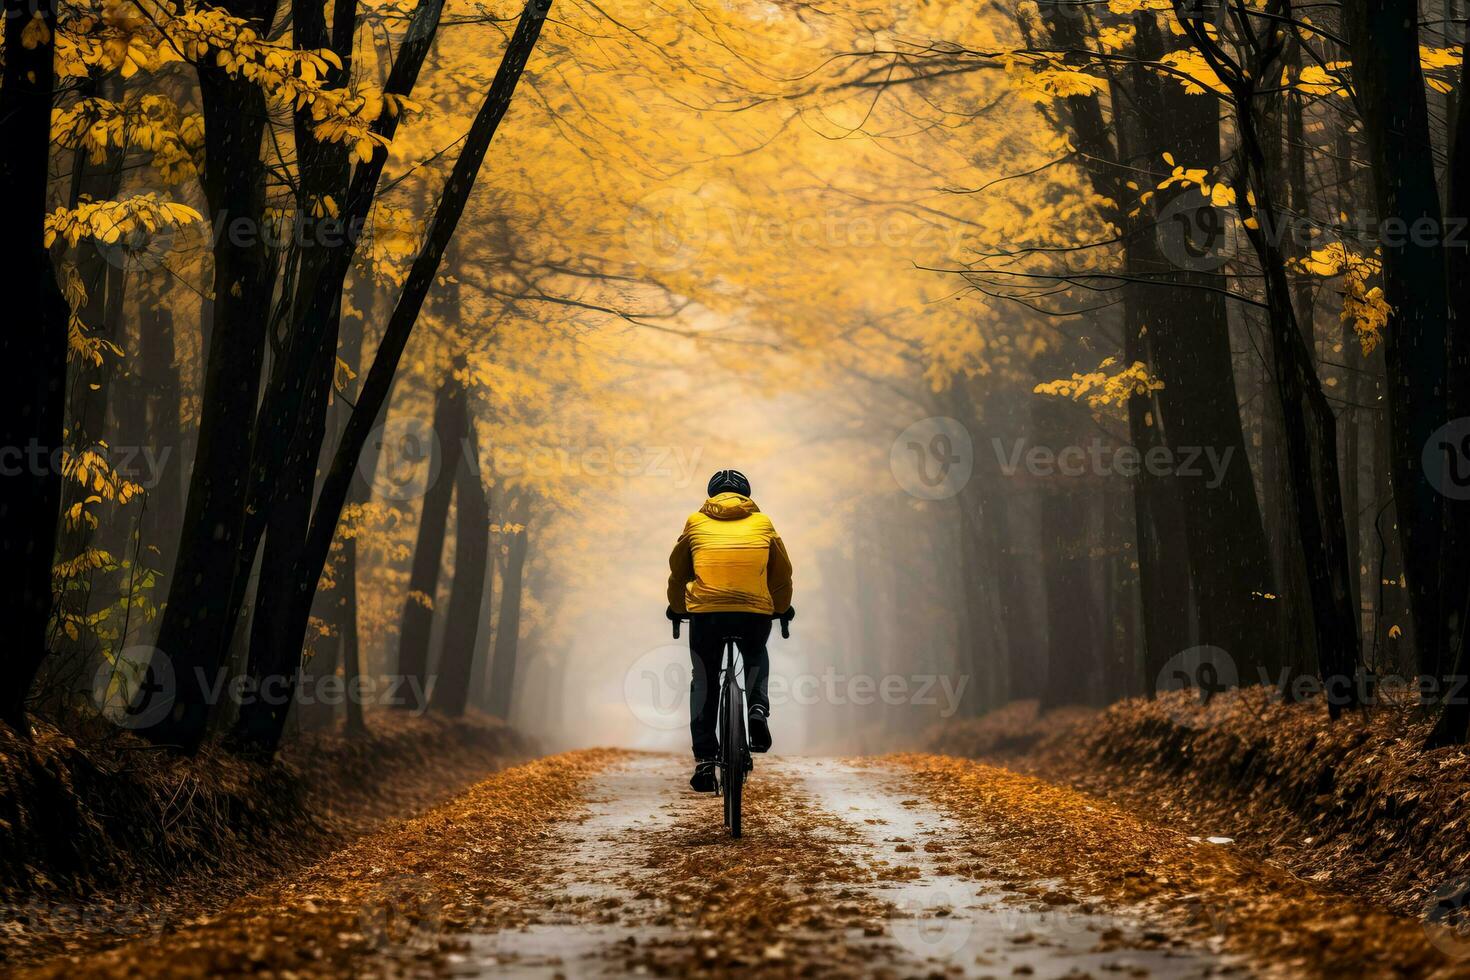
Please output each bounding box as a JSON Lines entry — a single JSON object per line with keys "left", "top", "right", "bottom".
{"left": 707, "top": 469, "right": 751, "bottom": 497}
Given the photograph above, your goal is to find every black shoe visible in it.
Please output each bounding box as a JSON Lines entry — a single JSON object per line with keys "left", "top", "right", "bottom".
{"left": 748, "top": 709, "right": 771, "bottom": 753}
{"left": 690, "top": 759, "right": 717, "bottom": 792}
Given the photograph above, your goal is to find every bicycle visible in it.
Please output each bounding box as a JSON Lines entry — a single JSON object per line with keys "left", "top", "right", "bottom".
{"left": 669, "top": 607, "right": 794, "bottom": 838}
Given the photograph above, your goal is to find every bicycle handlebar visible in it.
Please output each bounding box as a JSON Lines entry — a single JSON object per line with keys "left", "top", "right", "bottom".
{"left": 667, "top": 606, "right": 795, "bottom": 640}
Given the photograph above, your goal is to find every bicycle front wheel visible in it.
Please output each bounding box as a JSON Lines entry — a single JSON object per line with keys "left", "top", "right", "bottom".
{"left": 723, "top": 674, "right": 746, "bottom": 838}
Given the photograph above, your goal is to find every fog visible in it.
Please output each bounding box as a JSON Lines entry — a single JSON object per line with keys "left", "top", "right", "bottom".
{"left": 488, "top": 382, "right": 978, "bottom": 755}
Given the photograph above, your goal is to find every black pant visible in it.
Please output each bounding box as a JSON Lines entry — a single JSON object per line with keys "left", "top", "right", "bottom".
{"left": 688, "top": 612, "right": 771, "bottom": 760}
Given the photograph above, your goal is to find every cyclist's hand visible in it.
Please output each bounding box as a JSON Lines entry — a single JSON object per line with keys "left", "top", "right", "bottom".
{"left": 665, "top": 605, "right": 678, "bottom": 622}
{"left": 775, "top": 606, "right": 794, "bottom": 638}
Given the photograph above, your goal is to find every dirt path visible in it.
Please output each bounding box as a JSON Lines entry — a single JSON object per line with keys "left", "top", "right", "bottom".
{"left": 434, "top": 756, "right": 1233, "bottom": 979}
{"left": 24, "top": 750, "right": 1464, "bottom": 979}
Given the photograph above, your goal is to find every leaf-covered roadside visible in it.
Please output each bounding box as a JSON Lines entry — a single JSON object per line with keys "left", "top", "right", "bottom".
{"left": 12, "top": 749, "right": 625, "bottom": 979}
{"left": 0, "top": 713, "right": 531, "bottom": 968}
{"left": 931, "top": 690, "right": 1470, "bottom": 920}
{"left": 886, "top": 752, "right": 1464, "bottom": 978}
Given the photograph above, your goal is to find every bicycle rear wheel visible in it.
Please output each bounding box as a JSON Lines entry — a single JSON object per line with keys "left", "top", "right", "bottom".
{"left": 722, "top": 665, "right": 746, "bottom": 838}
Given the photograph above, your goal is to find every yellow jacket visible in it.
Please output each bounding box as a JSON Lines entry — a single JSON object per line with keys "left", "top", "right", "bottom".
{"left": 667, "top": 493, "right": 793, "bottom": 615}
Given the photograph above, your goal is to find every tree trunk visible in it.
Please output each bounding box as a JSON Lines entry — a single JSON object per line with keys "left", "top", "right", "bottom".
{"left": 1426, "top": 11, "right": 1470, "bottom": 744}
{"left": 430, "top": 417, "right": 491, "bottom": 717}
{"left": 274, "top": 0, "right": 551, "bottom": 722}
{"left": 139, "top": 0, "right": 284, "bottom": 751}
{"left": 396, "top": 380, "right": 467, "bottom": 711}
{"left": 228, "top": 333, "right": 338, "bottom": 755}
{"left": 1230, "top": 26, "right": 1360, "bottom": 710}
{"left": 1129, "top": 15, "right": 1281, "bottom": 681}
{"left": 1123, "top": 269, "right": 1198, "bottom": 696}
{"left": 486, "top": 522, "right": 530, "bottom": 721}
{"left": 231, "top": 0, "right": 443, "bottom": 599}
{"left": 304, "top": 283, "right": 376, "bottom": 734}
{"left": 1038, "top": 485, "right": 1100, "bottom": 708}
{"left": 0, "top": 0, "right": 70, "bottom": 731}
{"left": 1343, "top": 0, "right": 1454, "bottom": 687}
{"left": 140, "top": 304, "right": 185, "bottom": 566}
{"left": 1034, "top": 8, "right": 1238, "bottom": 694}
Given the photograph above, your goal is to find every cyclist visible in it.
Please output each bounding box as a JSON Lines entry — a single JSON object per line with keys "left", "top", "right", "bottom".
{"left": 667, "top": 469, "right": 793, "bottom": 792}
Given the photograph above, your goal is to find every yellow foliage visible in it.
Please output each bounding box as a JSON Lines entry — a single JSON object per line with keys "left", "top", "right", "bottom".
{"left": 1292, "top": 245, "right": 1389, "bottom": 355}
{"left": 44, "top": 194, "right": 202, "bottom": 250}
{"left": 1033, "top": 357, "right": 1164, "bottom": 416}
{"left": 1157, "top": 50, "right": 1228, "bottom": 96}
